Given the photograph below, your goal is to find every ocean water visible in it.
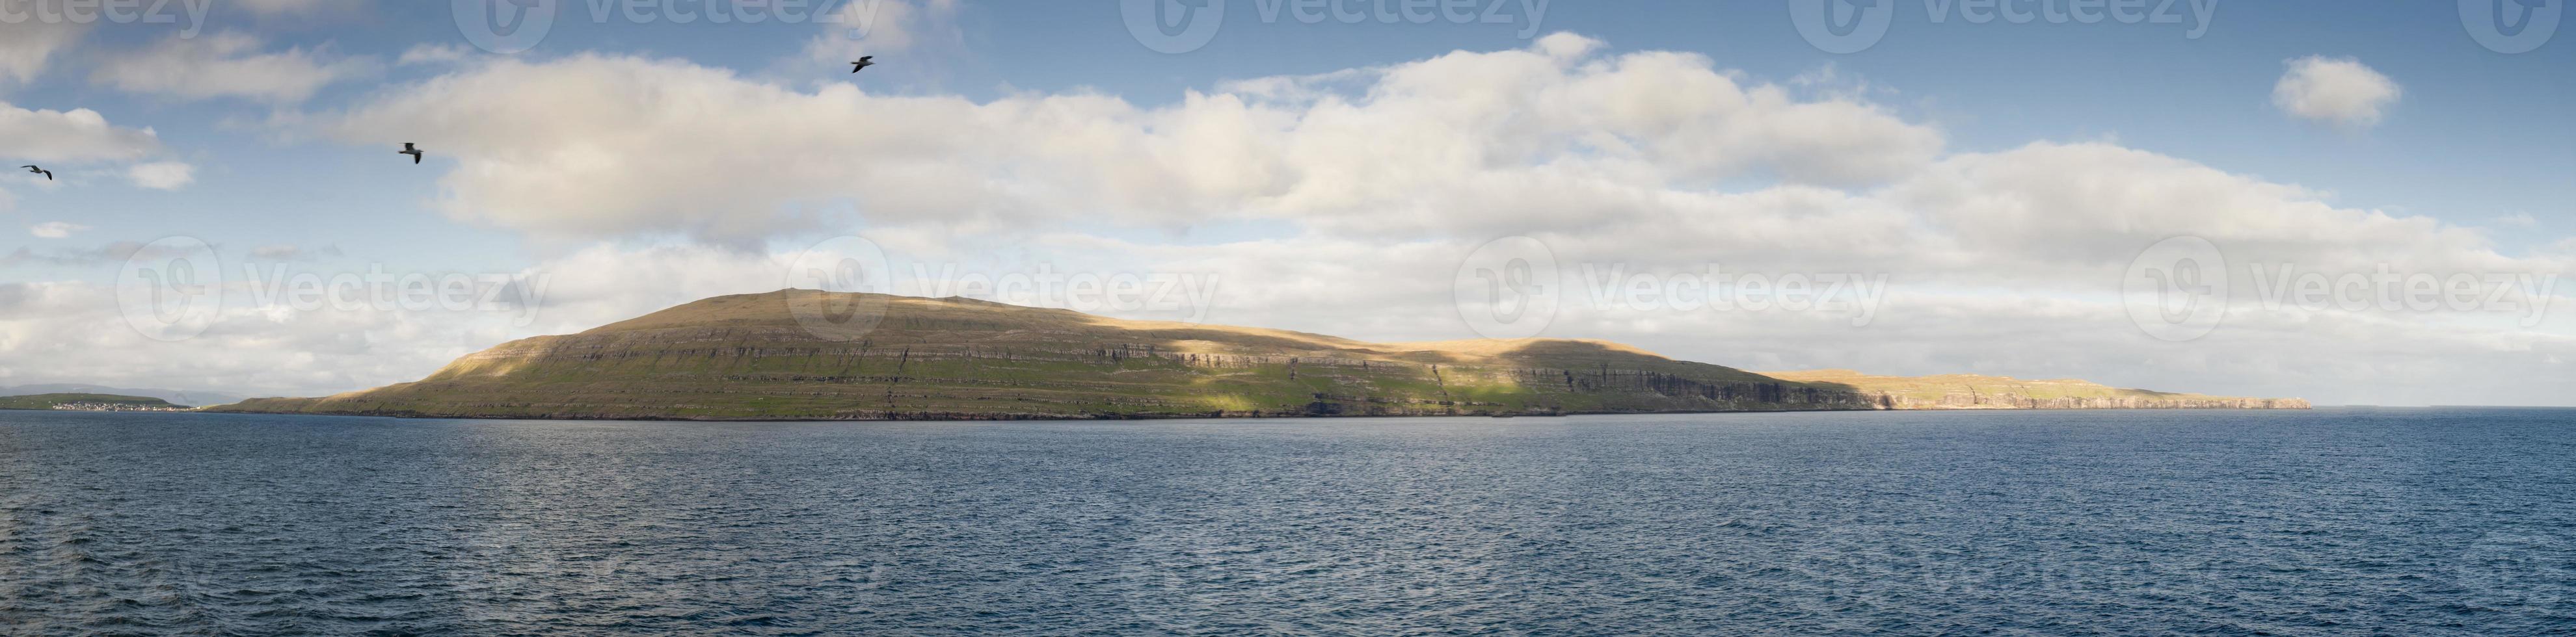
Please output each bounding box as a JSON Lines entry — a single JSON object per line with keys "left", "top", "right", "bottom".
{"left": 1, "top": 408, "right": 2569, "bottom": 636}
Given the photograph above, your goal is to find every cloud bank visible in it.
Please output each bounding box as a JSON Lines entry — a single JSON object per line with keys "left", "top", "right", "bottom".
{"left": 4, "top": 36, "right": 2564, "bottom": 405}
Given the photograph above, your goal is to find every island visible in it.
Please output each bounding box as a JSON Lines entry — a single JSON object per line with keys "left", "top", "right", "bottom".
{"left": 201, "top": 291, "right": 2309, "bottom": 421}
{"left": 0, "top": 393, "right": 194, "bottom": 412}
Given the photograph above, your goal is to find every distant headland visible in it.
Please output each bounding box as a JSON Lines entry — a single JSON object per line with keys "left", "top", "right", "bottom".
{"left": 0, "top": 393, "right": 193, "bottom": 413}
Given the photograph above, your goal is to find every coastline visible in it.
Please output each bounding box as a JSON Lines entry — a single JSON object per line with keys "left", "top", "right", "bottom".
{"left": 199, "top": 400, "right": 2311, "bottom": 423}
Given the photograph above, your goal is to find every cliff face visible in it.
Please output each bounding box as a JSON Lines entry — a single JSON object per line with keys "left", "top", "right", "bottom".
{"left": 1867, "top": 393, "right": 2311, "bottom": 410}
{"left": 214, "top": 291, "right": 2306, "bottom": 421}
{"left": 219, "top": 291, "right": 1876, "bottom": 421}
{"left": 1767, "top": 370, "right": 2311, "bottom": 411}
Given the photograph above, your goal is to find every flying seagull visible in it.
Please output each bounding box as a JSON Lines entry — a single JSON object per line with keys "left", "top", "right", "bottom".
{"left": 398, "top": 143, "right": 423, "bottom": 164}
{"left": 850, "top": 56, "right": 875, "bottom": 73}
{"left": 20, "top": 165, "right": 49, "bottom": 181}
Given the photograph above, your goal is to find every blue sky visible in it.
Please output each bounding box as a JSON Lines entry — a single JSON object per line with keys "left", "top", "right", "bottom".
{"left": 11, "top": 1, "right": 2571, "bottom": 270}
{"left": 3, "top": 0, "right": 2571, "bottom": 404}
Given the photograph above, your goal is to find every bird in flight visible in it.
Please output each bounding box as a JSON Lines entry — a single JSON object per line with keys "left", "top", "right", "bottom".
{"left": 398, "top": 143, "right": 423, "bottom": 164}
{"left": 20, "top": 165, "right": 49, "bottom": 181}
{"left": 850, "top": 56, "right": 876, "bottom": 73}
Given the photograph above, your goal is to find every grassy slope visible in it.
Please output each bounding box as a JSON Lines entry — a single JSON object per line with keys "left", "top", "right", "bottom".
{"left": 0, "top": 393, "right": 183, "bottom": 410}
{"left": 1766, "top": 369, "right": 2311, "bottom": 410}
{"left": 217, "top": 291, "right": 1873, "bottom": 420}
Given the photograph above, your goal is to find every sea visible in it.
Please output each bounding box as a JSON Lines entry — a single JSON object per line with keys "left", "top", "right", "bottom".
{"left": 2, "top": 408, "right": 2569, "bottom": 635}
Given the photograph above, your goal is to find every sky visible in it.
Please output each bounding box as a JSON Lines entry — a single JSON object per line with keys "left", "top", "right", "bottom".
{"left": 0, "top": 0, "right": 2570, "bottom": 406}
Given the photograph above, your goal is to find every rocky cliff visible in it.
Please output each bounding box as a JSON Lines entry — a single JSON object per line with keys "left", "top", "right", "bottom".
{"left": 1765, "top": 370, "right": 2311, "bottom": 411}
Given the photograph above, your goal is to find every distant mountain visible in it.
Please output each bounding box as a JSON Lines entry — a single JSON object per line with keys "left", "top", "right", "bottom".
{"left": 211, "top": 291, "right": 2305, "bottom": 421}
{"left": 1, "top": 384, "right": 244, "bottom": 408}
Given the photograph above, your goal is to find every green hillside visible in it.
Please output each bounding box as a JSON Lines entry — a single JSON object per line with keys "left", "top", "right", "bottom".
{"left": 213, "top": 291, "right": 1875, "bottom": 421}
{"left": 209, "top": 291, "right": 2307, "bottom": 421}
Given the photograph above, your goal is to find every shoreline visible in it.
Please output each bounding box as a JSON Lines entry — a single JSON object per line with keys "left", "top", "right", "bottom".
{"left": 193, "top": 402, "right": 2313, "bottom": 424}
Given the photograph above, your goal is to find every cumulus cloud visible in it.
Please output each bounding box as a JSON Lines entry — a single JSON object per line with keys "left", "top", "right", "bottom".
{"left": 0, "top": 103, "right": 185, "bottom": 190}
{"left": 20, "top": 36, "right": 2562, "bottom": 406}
{"left": 0, "top": 20, "right": 86, "bottom": 87}
{"left": 2273, "top": 56, "right": 2402, "bottom": 129}
{"left": 397, "top": 44, "right": 472, "bottom": 66}
{"left": 0, "top": 242, "right": 814, "bottom": 396}
{"left": 804, "top": 0, "right": 961, "bottom": 64}
{"left": 1892, "top": 142, "right": 2517, "bottom": 281}
{"left": 0, "top": 280, "right": 507, "bottom": 396}
{"left": 92, "top": 32, "right": 369, "bottom": 104}
{"left": 324, "top": 36, "right": 1940, "bottom": 244}
{"left": 28, "top": 222, "right": 86, "bottom": 239}
{"left": 127, "top": 161, "right": 195, "bottom": 190}
{"left": 0, "top": 102, "right": 163, "bottom": 162}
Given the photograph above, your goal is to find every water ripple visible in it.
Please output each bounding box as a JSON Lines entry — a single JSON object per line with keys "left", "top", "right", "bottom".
{"left": 1, "top": 408, "right": 2570, "bottom": 635}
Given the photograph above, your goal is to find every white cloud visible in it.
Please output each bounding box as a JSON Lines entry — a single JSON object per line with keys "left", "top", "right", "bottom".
{"left": 235, "top": 0, "right": 361, "bottom": 14}
{"left": 2273, "top": 55, "right": 2402, "bottom": 129}
{"left": 0, "top": 243, "right": 808, "bottom": 396}
{"left": 126, "top": 161, "right": 195, "bottom": 190}
{"left": 0, "top": 21, "right": 85, "bottom": 87}
{"left": 0, "top": 101, "right": 163, "bottom": 162}
{"left": 0, "top": 103, "right": 184, "bottom": 190}
{"left": 803, "top": 0, "right": 961, "bottom": 64}
{"left": 397, "top": 44, "right": 472, "bottom": 66}
{"left": 16, "top": 35, "right": 2548, "bottom": 406}
{"left": 248, "top": 244, "right": 343, "bottom": 261}
{"left": 325, "top": 38, "right": 1940, "bottom": 244}
{"left": 1891, "top": 142, "right": 2517, "bottom": 281}
{"left": 92, "top": 32, "right": 368, "bottom": 104}
{"left": 27, "top": 222, "right": 86, "bottom": 239}
{"left": 0, "top": 280, "right": 502, "bottom": 397}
